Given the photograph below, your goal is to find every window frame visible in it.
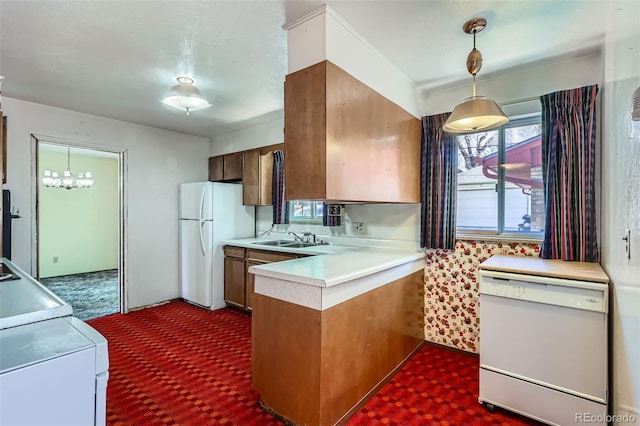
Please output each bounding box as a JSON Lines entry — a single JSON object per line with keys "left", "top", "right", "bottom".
{"left": 455, "top": 114, "right": 544, "bottom": 241}
{"left": 288, "top": 200, "right": 323, "bottom": 224}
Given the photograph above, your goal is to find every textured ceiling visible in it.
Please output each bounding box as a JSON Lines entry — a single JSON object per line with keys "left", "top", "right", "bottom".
{"left": 0, "top": 1, "right": 624, "bottom": 139}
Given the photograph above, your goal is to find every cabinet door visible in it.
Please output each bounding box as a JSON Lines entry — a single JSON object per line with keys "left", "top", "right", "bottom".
{"left": 209, "top": 156, "right": 224, "bottom": 182}
{"left": 224, "top": 257, "right": 245, "bottom": 308}
{"left": 259, "top": 152, "right": 274, "bottom": 206}
{"left": 245, "top": 260, "right": 261, "bottom": 311}
{"left": 284, "top": 62, "right": 327, "bottom": 200}
{"left": 243, "top": 150, "right": 274, "bottom": 206}
{"left": 223, "top": 152, "right": 243, "bottom": 181}
{"left": 242, "top": 150, "right": 260, "bottom": 205}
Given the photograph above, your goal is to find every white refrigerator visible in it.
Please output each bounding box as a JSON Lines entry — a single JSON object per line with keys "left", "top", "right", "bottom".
{"left": 179, "top": 182, "right": 255, "bottom": 309}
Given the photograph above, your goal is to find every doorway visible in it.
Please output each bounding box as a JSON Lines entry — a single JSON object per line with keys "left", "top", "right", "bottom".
{"left": 32, "top": 136, "right": 127, "bottom": 319}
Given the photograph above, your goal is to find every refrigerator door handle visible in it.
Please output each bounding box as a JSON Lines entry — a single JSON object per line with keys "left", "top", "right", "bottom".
{"left": 199, "top": 187, "right": 206, "bottom": 222}
{"left": 199, "top": 221, "right": 206, "bottom": 256}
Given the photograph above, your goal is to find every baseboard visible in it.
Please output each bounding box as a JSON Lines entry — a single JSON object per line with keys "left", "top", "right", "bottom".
{"left": 128, "top": 298, "right": 178, "bottom": 312}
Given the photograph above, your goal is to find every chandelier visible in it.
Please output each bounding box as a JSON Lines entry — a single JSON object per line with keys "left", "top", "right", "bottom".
{"left": 42, "top": 147, "right": 94, "bottom": 190}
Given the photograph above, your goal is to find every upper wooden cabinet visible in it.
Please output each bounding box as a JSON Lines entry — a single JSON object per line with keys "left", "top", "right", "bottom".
{"left": 242, "top": 149, "right": 274, "bottom": 206}
{"left": 284, "top": 60, "right": 421, "bottom": 203}
{"left": 208, "top": 156, "right": 223, "bottom": 181}
{"left": 209, "top": 152, "right": 243, "bottom": 182}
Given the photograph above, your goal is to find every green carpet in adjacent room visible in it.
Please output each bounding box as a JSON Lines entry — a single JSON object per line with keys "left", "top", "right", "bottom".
{"left": 41, "top": 269, "right": 119, "bottom": 321}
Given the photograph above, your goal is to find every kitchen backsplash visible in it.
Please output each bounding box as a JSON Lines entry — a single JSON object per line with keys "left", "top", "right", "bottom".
{"left": 423, "top": 239, "right": 541, "bottom": 353}
{"left": 255, "top": 203, "right": 421, "bottom": 245}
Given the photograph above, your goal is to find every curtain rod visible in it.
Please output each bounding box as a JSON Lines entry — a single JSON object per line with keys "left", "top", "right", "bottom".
{"left": 498, "top": 96, "right": 540, "bottom": 107}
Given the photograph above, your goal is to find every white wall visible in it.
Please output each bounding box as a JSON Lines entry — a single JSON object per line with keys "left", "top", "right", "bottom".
{"left": 601, "top": 1, "right": 640, "bottom": 421}
{"left": 3, "top": 97, "right": 210, "bottom": 310}
{"left": 210, "top": 114, "right": 283, "bottom": 156}
{"left": 421, "top": 52, "right": 603, "bottom": 116}
{"left": 38, "top": 150, "right": 119, "bottom": 277}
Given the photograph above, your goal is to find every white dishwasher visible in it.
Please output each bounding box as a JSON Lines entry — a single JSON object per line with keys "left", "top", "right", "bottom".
{"left": 478, "top": 255, "right": 609, "bottom": 426}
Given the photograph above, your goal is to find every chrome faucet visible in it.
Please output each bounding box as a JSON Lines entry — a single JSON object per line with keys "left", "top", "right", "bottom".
{"left": 288, "top": 231, "right": 305, "bottom": 243}
{"left": 289, "top": 231, "right": 317, "bottom": 243}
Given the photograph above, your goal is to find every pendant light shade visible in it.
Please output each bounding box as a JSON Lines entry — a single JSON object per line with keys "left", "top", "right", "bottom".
{"left": 443, "top": 18, "right": 508, "bottom": 134}
{"left": 161, "top": 76, "right": 211, "bottom": 115}
{"left": 443, "top": 96, "right": 509, "bottom": 133}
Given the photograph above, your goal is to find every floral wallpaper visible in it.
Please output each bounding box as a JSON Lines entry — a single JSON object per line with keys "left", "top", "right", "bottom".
{"left": 423, "top": 239, "right": 541, "bottom": 353}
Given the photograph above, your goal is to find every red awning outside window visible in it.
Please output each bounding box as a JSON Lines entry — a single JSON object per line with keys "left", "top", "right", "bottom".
{"left": 475, "top": 135, "right": 543, "bottom": 192}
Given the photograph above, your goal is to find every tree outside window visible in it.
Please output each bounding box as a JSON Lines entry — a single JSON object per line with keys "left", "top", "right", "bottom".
{"left": 456, "top": 116, "right": 544, "bottom": 237}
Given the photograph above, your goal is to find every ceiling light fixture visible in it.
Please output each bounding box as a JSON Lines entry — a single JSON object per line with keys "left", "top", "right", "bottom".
{"left": 161, "top": 76, "right": 211, "bottom": 115}
{"left": 443, "top": 18, "right": 509, "bottom": 134}
{"left": 42, "top": 147, "right": 94, "bottom": 190}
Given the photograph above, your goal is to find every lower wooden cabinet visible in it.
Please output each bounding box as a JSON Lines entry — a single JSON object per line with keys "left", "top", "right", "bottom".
{"left": 223, "top": 246, "right": 246, "bottom": 309}
{"left": 224, "top": 245, "right": 304, "bottom": 312}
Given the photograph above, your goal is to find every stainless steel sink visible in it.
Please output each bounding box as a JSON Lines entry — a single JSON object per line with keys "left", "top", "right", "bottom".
{"left": 252, "top": 240, "right": 297, "bottom": 246}
{"left": 280, "top": 242, "right": 318, "bottom": 248}
{"left": 252, "top": 240, "right": 321, "bottom": 248}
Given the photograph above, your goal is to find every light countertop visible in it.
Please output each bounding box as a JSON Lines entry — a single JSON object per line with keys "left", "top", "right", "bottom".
{"left": 0, "top": 258, "right": 73, "bottom": 330}
{"left": 479, "top": 254, "right": 609, "bottom": 283}
{"left": 223, "top": 236, "right": 425, "bottom": 288}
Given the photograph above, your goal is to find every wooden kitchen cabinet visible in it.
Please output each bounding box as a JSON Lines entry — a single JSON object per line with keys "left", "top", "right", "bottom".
{"left": 223, "top": 246, "right": 246, "bottom": 309}
{"left": 245, "top": 249, "right": 301, "bottom": 311}
{"left": 224, "top": 245, "right": 303, "bottom": 312}
{"left": 208, "top": 156, "right": 224, "bottom": 181}
{"left": 284, "top": 60, "right": 421, "bottom": 203}
{"left": 242, "top": 149, "right": 274, "bottom": 206}
{"left": 209, "top": 152, "right": 243, "bottom": 182}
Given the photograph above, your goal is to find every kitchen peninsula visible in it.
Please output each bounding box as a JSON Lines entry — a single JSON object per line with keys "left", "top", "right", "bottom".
{"left": 224, "top": 237, "right": 425, "bottom": 425}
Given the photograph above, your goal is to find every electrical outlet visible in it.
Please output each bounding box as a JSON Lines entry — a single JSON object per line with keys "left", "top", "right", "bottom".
{"left": 353, "top": 222, "right": 365, "bottom": 234}
{"left": 53, "top": 256, "right": 59, "bottom": 264}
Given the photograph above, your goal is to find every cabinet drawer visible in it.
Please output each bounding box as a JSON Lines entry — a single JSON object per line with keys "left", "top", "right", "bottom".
{"left": 224, "top": 246, "right": 245, "bottom": 259}
{"left": 246, "top": 249, "right": 299, "bottom": 263}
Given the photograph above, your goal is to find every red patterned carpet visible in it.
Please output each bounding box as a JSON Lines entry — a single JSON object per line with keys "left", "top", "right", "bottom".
{"left": 88, "top": 300, "right": 540, "bottom": 425}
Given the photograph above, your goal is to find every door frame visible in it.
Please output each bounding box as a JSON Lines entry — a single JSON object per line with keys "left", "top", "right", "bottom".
{"left": 31, "top": 134, "right": 129, "bottom": 314}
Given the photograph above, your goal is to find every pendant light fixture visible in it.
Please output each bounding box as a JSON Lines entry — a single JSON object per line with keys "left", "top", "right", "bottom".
{"left": 443, "top": 18, "right": 509, "bottom": 134}
{"left": 161, "top": 76, "right": 212, "bottom": 115}
{"left": 42, "top": 147, "right": 94, "bottom": 190}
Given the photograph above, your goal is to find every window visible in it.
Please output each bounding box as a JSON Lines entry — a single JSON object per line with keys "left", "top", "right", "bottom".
{"left": 456, "top": 116, "right": 544, "bottom": 238}
{"left": 289, "top": 201, "right": 324, "bottom": 223}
